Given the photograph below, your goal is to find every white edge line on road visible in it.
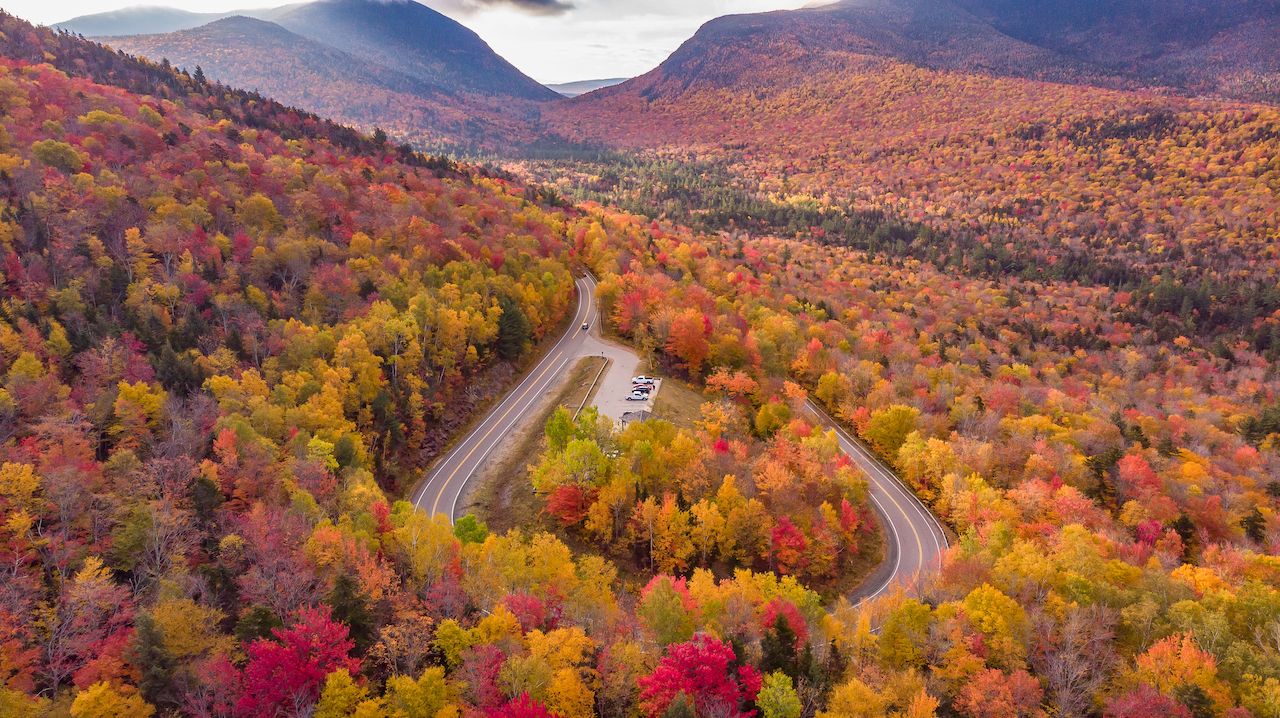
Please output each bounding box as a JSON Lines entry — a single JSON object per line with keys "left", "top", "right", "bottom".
{"left": 412, "top": 275, "right": 592, "bottom": 513}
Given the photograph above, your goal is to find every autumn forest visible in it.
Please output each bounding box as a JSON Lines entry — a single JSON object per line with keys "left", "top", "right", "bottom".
{"left": 3, "top": 1, "right": 1280, "bottom": 718}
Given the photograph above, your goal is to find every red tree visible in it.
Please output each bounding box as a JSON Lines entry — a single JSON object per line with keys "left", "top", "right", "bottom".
{"left": 459, "top": 644, "right": 507, "bottom": 710}
{"left": 665, "top": 310, "right": 711, "bottom": 375}
{"left": 770, "top": 518, "right": 809, "bottom": 575}
{"left": 954, "top": 669, "right": 1045, "bottom": 718}
{"left": 638, "top": 633, "right": 762, "bottom": 718}
{"left": 235, "top": 606, "right": 360, "bottom": 717}
{"left": 1103, "top": 685, "right": 1192, "bottom": 718}
{"left": 504, "top": 592, "right": 558, "bottom": 632}
{"left": 545, "top": 484, "right": 597, "bottom": 526}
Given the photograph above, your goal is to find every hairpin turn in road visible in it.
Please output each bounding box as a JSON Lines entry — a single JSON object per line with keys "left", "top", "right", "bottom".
{"left": 412, "top": 275, "right": 948, "bottom": 602}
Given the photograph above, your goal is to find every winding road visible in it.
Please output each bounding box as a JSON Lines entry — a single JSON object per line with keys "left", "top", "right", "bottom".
{"left": 413, "top": 275, "right": 948, "bottom": 603}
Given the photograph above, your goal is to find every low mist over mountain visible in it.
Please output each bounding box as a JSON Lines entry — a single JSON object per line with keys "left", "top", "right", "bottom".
{"left": 547, "top": 78, "right": 630, "bottom": 98}
{"left": 56, "top": 5, "right": 242, "bottom": 36}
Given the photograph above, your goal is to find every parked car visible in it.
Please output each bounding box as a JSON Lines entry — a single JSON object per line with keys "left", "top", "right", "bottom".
{"left": 631, "top": 385, "right": 652, "bottom": 395}
{"left": 627, "top": 391, "right": 648, "bottom": 401}
{"left": 632, "top": 376, "right": 656, "bottom": 385}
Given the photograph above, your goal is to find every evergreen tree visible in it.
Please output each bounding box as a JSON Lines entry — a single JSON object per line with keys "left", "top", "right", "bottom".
{"left": 1241, "top": 507, "right": 1267, "bottom": 543}
{"left": 662, "top": 693, "right": 696, "bottom": 718}
{"left": 497, "top": 295, "right": 533, "bottom": 361}
{"left": 131, "top": 614, "right": 175, "bottom": 709}
{"left": 1173, "top": 513, "right": 1199, "bottom": 560}
{"left": 327, "top": 573, "right": 375, "bottom": 654}
{"left": 761, "top": 613, "right": 799, "bottom": 679}
{"left": 1173, "top": 685, "right": 1215, "bottom": 718}
{"left": 236, "top": 605, "right": 283, "bottom": 643}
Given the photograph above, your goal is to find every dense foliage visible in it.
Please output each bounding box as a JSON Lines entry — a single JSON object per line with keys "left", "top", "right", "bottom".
{"left": 1, "top": 10, "right": 1278, "bottom": 718}
{"left": 528, "top": 402, "right": 873, "bottom": 592}
{"left": 548, "top": 51, "right": 1280, "bottom": 288}
{"left": 574, "top": 207, "right": 1280, "bottom": 718}
{"left": 0, "top": 18, "right": 844, "bottom": 718}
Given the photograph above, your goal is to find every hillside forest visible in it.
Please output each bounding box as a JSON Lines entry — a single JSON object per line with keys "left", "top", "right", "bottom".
{"left": 0, "top": 11, "right": 1277, "bottom": 718}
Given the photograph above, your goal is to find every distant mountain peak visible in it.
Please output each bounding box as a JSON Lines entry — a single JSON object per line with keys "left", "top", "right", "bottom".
{"left": 269, "top": 0, "right": 558, "bottom": 100}
{"left": 602, "top": 0, "right": 1280, "bottom": 104}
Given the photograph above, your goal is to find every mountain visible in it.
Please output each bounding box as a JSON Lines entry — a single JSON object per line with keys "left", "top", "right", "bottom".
{"left": 55, "top": 6, "right": 233, "bottom": 36}
{"left": 103, "top": 16, "right": 488, "bottom": 146}
{"left": 619, "top": 0, "right": 1119, "bottom": 93}
{"left": 267, "top": 0, "right": 557, "bottom": 101}
{"left": 577, "top": 0, "right": 1279, "bottom": 103}
{"left": 547, "top": 0, "right": 1280, "bottom": 285}
{"left": 547, "top": 78, "right": 630, "bottom": 98}
{"left": 97, "top": 0, "right": 557, "bottom": 148}
{"left": 952, "top": 0, "right": 1280, "bottom": 101}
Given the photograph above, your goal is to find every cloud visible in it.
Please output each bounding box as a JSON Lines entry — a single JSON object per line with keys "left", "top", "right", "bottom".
{"left": 442, "top": 0, "right": 574, "bottom": 15}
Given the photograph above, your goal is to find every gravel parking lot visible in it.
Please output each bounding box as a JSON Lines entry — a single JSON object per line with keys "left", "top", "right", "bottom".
{"left": 578, "top": 332, "right": 659, "bottom": 423}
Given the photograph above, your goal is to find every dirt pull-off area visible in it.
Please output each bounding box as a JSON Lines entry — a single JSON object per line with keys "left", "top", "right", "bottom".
{"left": 459, "top": 356, "right": 607, "bottom": 533}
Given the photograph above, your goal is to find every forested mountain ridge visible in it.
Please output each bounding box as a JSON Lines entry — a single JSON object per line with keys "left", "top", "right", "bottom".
{"left": 951, "top": 0, "right": 1280, "bottom": 101}
{"left": 103, "top": 15, "right": 538, "bottom": 150}
{"left": 3, "top": 7, "right": 1280, "bottom": 718}
{"left": 547, "top": 11, "right": 1280, "bottom": 305}
{"left": 597, "top": 0, "right": 1280, "bottom": 102}
{"left": 73, "top": 0, "right": 557, "bottom": 149}
{"left": 265, "top": 0, "right": 555, "bottom": 102}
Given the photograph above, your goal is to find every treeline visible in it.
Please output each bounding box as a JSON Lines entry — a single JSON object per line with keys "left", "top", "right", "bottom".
{"left": 529, "top": 155, "right": 1280, "bottom": 352}
{"left": 0, "top": 12, "right": 456, "bottom": 174}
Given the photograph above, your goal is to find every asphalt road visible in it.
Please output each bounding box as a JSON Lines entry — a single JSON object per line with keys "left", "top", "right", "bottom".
{"left": 805, "top": 400, "right": 950, "bottom": 604}
{"left": 412, "top": 274, "right": 598, "bottom": 522}
{"left": 413, "top": 274, "right": 948, "bottom": 603}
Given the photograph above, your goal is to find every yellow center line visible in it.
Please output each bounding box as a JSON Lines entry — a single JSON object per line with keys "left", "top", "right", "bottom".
{"left": 425, "top": 277, "right": 592, "bottom": 518}
{"left": 812, "top": 400, "right": 929, "bottom": 585}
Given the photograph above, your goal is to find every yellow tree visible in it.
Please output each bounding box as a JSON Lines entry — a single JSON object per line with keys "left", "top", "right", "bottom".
{"left": 71, "top": 682, "right": 155, "bottom": 718}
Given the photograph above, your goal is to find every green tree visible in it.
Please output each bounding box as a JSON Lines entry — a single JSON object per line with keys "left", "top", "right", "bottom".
{"left": 454, "top": 514, "right": 489, "bottom": 544}
{"left": 546, "top": 407, "right": 575, "bottom": 453}
{"left": 497, "top": 295, "right": 533, "bottom": 361}
{"left": 327, "top": 573, "right": 374, "bottom": 654}
{"left": 31, "top": 139, "right": 84, "bottom": 172}
{"left": 131, "top": 614, "right": 175, "bottom": 710}
{"left": 754, "top": 400, "right": 791, "bottom": 438}
{"left": 758, "top": 672, "right": 802, "bottom": 718}
{"left": 864, "top": 404, "right": 920, "bottom": 457}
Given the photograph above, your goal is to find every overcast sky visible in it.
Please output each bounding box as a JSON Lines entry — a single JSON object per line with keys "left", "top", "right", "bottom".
{"left": 12, "top": 0, "right": 815, "bottom": 82}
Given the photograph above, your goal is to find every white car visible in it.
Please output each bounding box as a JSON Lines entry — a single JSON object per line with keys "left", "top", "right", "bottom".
{"left": 626, "top": 391, "right": 648, "bottom": 401}
{"left": 581, "top": 322, "right": 589, "bottom": 331}
{"left": 632, "top": 376, "right": 656, "bottom": 385}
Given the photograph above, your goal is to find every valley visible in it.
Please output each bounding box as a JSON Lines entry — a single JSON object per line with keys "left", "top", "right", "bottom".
{"left": 1, "top": 1, "right": 1278, "bottom": 717}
